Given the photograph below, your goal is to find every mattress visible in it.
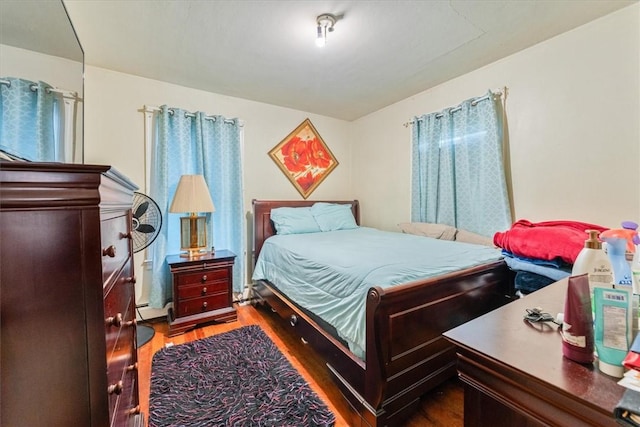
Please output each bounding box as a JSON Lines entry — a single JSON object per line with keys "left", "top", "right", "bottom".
{"left": 252, "top": 227, "right": 502, "bottom": 359}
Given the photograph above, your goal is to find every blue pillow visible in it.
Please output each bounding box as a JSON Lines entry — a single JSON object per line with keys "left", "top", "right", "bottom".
{"left": 270, "top": 207, "right": 321, "bottom": 235}
{"left": 311, "top": 203, "right": 358, "bottom": 232}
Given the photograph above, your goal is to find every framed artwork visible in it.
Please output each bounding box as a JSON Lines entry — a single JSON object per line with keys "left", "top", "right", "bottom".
{"left": 269, "top": 118, "right": 338, "bottom": 199}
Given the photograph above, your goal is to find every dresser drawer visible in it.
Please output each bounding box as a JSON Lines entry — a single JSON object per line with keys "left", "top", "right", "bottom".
{"left": 177, "top": 268, "right": 228, "bottom": 287}
{"left": 106, "top": 327, "right": 135, "bottom": 424}
{"left": 101, "top": 212, "right": 131, "bottom": 286}
{"left": 104, "top": 261, "right": 135, "bottom": 356}
{"left": 177, "top": 279, "right": 229, "bottom": 300}
{"left": 113, "top": 365, "right": 140, "bottom": 427}
{"left": 176, "top": 294, "right": 229, "bottom": 317}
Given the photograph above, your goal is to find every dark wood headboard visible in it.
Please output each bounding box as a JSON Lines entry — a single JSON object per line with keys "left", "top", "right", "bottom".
{"left": 252, "top": 199, "right": 360, "bottom": 264}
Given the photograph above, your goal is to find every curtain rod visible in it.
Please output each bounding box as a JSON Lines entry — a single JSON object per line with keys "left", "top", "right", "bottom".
{"left": 143, "top": 105, "right": 243, "bottom": 126}
{"left": 0, "top": 78, "right": 81, "bottom": 101}
{"left": 403, "top": 87, "right": 506, "bottom": 128}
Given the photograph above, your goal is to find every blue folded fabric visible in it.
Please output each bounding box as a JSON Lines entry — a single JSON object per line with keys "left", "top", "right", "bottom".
{"left": 502, "top": 250, "right": 572, "bottom": 281}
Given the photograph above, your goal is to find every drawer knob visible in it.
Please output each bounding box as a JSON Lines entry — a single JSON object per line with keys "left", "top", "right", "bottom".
{"left": 290, "top": 314, "right": 298, "bottom": 327}
{"left": 202, "top": 302, "right": 208, "bottom": 310}
{"left": 127, "top": 405, "right": 141, "bottom": 415}
{"left": 201, "top": 275, "right": 207, "bottom": 283}
{"left": 120, "top": 231, "right": 132, "bottom": 239}
{"left": 106, "top": 313, "right": 123, "bottom": 328}
{"left": 126, "top": 362, "right": 138, "bottom": 372}
{"left": 125, "top": 276, "right": 137, "bottom": 284}
{"left": 125, "top": 318, "right": 137, "bottom": 327}
{"left": 201, "top": 287, "right": 207, "bottom": 295}
{"left": 108, "top": 380, "right": 123, "bottom": 395}
{"left": 102, "top": 245, "right": 116, "bottom": 258}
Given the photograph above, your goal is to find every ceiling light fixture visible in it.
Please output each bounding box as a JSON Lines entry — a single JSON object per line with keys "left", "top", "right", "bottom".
{"left": 316, "top": 13, "right": 336, "bottom": 47}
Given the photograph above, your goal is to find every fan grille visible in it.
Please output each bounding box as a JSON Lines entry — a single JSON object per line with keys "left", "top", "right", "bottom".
{"left": 132, "top": 192, "right": 162, "bottom": 253}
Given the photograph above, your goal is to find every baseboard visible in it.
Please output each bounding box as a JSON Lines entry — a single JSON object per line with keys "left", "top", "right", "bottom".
{"left": 136, "top": 303, "right": 171, "bottom": 322}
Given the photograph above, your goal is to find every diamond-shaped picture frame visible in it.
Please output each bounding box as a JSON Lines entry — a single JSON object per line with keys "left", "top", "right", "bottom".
{"left": 269, "top": 118, "right": 339, "bottom": 199}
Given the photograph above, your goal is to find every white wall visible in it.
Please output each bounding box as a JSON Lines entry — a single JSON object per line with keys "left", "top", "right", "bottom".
{"left": 351, "top": 3, "right": 640, "bottom": 232}
{"left": 0, "top": 44, "right": 83, "bottom": 93}
{"left": 82, "top": 66, "right": 353, "bottom": 314}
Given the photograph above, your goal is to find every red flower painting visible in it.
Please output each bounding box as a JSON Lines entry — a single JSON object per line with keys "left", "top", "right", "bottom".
{"left": 269, "top": 119, "right": 338, "bottom": 199}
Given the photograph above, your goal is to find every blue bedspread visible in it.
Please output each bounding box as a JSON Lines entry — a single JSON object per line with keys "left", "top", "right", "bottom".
{"left": 252, "top": 227, "right": 502, "bottom": 359}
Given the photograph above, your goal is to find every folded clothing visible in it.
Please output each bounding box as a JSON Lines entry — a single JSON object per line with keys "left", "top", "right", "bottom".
{"left": 493, "top": 219, "right": 608, "bottom": 264}
{"left": 502, "top": 251, "right": 572, "bottom": 281}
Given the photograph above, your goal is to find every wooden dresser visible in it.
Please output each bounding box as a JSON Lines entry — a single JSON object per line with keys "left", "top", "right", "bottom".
{"left": 167, "top": 250, "right": 237, "bottom": 336}
{"left": 0, "top": 162, "right": 143, "bottom": 427}
{"left": 444, "top": 278, "right": 623, "bottom": 426}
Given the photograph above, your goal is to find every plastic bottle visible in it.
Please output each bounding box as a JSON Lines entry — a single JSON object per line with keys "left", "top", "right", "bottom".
{"left": 594, "top": 286, "right": 632, "bottom": 377}
{"left": 562, "top": 274, "right": 594, "bottom": 364}
{"left": 572, "top": 230, "right": 613, "bottom": 290}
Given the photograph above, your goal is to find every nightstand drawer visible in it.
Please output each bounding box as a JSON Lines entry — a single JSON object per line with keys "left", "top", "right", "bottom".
{"left": 177, "top": 268, "right": 228, "bottom": 286}
{"left": 177, "top": 294, "right": 229, "bottom": 316}
{"left": 177, "top": 280, "right": 229, "bottom": 300}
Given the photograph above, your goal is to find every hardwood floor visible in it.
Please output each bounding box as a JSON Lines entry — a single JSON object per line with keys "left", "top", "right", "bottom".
{"left": 137, "top": 304, "right": 464, "bottom": 426}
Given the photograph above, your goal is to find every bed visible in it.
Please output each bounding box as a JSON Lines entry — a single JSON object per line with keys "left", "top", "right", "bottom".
{"left": 251, "top": 199, "right": 513, "bottom": 426}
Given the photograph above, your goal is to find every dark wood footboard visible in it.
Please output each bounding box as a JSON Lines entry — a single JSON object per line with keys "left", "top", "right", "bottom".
{"left": 251, "top": 199, "right": 513, "bottom": 426}
{"left": 361, "top": 260, "right": 511, "bottom": 426}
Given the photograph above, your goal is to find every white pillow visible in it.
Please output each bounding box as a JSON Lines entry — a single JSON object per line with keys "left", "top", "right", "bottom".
{"left": 455, "top": 229, "right": 495, "bottom": 246}
{"left": 397, "top": 222, "right": 457, "bottom": 241}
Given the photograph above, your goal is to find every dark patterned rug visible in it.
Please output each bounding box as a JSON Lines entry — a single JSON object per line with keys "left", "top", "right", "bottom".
{"left": 149, "top": 325, "right": 335, "bottom": 427}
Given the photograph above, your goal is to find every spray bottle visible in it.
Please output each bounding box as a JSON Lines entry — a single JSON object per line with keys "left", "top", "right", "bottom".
{"left": 600, "top": 223, "right": 635, "bottom": 287}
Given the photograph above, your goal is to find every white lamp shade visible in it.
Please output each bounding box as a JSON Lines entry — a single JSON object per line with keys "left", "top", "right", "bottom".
{"left": 169, "top": 175, "right": 215, "bottom": 214}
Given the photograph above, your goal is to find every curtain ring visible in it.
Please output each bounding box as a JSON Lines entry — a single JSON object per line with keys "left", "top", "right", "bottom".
{"left": 29, "top": 83, "right": 38, "bottom": 92}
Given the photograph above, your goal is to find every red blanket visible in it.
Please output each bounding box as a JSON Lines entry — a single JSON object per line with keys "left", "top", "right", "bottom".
{"left": 493, "top": 219, "right": 608, "bottom": 264}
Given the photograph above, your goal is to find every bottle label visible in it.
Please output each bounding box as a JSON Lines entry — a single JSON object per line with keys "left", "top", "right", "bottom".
{"left": 561, "top": 325, "right": 586, "bottom": 348}
{"left": 603, "top": 305, "right": 628, "bottom": 350}
{"left": 589, "top": 265, "right": 613, "bottom": 285}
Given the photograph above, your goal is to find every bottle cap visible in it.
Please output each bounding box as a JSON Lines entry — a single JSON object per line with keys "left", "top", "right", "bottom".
{"left": 622, "top": 221, "right": 638, "bottom": 230}
{"left": 597, "top": 359, "right": 624, "bottom": 378}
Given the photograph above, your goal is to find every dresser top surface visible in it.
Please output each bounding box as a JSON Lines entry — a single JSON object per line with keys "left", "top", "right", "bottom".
{"left": 444, "top": 278, "right": 624, "bottom": 415}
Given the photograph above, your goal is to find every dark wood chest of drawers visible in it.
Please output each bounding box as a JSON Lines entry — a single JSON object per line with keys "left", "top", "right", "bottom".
{"left": 167, "top": 250, "right": 237, "bottom": 336}
{"left": 0, "top": 162, "right": 142, "bottom": 427}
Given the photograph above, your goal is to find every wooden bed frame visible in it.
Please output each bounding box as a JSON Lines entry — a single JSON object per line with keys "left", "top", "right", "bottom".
{"left": 251, "top": 199, "right": 513, "bottom": 426}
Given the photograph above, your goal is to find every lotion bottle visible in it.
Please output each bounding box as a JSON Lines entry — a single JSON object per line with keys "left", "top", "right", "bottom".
{"left": 572, "top": 230, "right": 613, "bottom": 291}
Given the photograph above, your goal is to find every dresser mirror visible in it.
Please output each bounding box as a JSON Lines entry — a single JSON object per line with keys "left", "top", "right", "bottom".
{"left": 0, "top": 0, "right": 84, "bottom": 163}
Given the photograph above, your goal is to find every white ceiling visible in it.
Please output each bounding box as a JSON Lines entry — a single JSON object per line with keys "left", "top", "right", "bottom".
{"left": 61, "top": 0, "right": 635, "bottom": 121}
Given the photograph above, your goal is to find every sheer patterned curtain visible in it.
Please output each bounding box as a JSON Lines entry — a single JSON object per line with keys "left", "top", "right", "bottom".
{"left": 149, "top": 105, "right": 244, "bottom": 309}
{"left": 0, "top": 78, "right": 57, "bottom": 161}
{"left": 411, "top": 90, "right": 512, "bottom": 237}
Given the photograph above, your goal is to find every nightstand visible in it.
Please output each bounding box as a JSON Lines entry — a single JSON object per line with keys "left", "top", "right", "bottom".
{"left": 166, "top": 250, "right": 237, "bottom": 336}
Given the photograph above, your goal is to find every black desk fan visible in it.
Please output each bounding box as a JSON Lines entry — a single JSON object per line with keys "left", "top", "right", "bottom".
{"left": 131, "top": 192, "right": 163, "bottom": 348}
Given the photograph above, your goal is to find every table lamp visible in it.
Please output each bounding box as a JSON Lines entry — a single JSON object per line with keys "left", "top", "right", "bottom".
{"left": 169, "top": 174, "right": 215, "bottom": 257}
